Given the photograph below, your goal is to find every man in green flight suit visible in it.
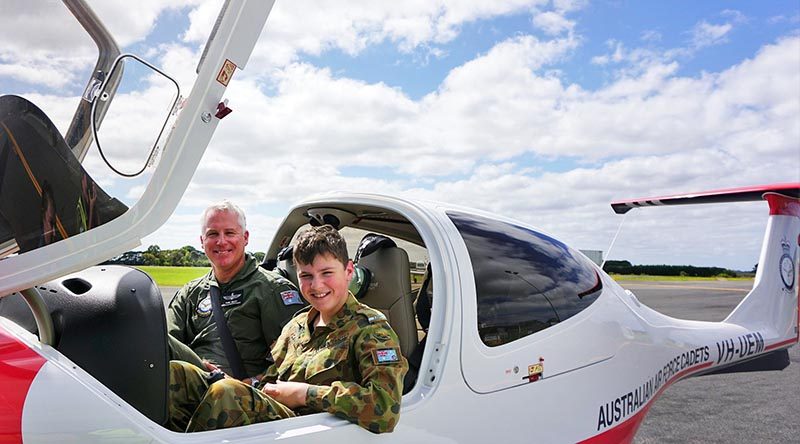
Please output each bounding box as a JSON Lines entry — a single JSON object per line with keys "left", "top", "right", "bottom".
{"left": 168, "top": 224, "right": 408, "bottom": 433}
{"left": 167, "top": 200, "right": 305, "bottom": 384}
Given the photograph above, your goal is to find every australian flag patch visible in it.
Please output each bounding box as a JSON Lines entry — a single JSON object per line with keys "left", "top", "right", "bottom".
{"left": 280, "top": 290, "right": 303, "bottom": 306}
{"left": 373, "top": 347, "right": 401, "bottom": 364}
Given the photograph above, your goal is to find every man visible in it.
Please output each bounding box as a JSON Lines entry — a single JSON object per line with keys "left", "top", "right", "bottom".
{"left": 168, "top": 225, "right": 408, "bottom": 433}
{"left": 167, "top": 200, "right": 305, "bottom": 384}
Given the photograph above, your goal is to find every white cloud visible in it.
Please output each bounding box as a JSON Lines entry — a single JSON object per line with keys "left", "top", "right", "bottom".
{"left": 183, "top": 0, "right": 565, "bottom": 71}
{"left": 767, "top": 13, "right": 800, "bottom": 25}
{"left": 0, "top": 1, "right": 201, "bottom": 90}
{"left": 592, "top": 15, "right": 741, "bottom": 75}
{"left": 167, "top": 33, "right": 798, "bottom": 183}
{"left": 690, "top": 20, "right": 733, "bottom": 49}
{"left": 641, "top": 30, "right": 662, "bottom": 43}
{"left": 721, "top": 9, "right": 748, "bottom": 24}
{"left": 532, "top": 11, "right": 575, "bottom": 36}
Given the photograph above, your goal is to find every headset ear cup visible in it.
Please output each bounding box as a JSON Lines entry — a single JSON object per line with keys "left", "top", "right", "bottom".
{"left": 348, "top": 265, "right": 371, "bottom": 299}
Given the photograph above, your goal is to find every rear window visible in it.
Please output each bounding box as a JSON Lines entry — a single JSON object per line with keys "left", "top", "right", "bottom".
{"left": 448, "top": 211, "right": 601, "bottom": 347}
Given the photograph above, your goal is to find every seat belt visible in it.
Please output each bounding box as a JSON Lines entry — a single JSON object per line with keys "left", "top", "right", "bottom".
{"left": 209, "top": 285, "right": 247, "bottom": 380}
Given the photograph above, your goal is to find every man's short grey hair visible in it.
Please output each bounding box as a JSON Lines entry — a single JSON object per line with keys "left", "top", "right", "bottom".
{"left": 201, "top": 200, "right": 247, "bottom": 233}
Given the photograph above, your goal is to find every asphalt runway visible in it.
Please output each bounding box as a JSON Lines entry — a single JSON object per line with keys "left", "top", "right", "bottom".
{"left": 619, "top": 280, "right": 798, "bottom": 444}
{"left": 160, "top": 281, "right": 798, "bottom": 443}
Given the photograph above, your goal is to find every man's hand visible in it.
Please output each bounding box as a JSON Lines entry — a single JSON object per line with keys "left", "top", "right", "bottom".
{"left": 202, "top": 360, "right": 220, "bottom": 372}
{"left": 261, "top": 381, "right": 310, "bottom": 409}
{"left": 242, "top": 374, "right": 262, "bottom": 387}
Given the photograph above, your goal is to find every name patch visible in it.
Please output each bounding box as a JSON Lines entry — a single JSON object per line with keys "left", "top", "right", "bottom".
{"left": 373, "top": 348, "right": 401, "bottom": 365}
{"left": 220, "top": 291, "right": 244, "bottom": 307}
{"left": 281, "top": 290, "right": 303, "bottom": 306}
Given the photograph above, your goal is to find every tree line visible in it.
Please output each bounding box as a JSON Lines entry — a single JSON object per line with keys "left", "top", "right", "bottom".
{"left": 104, "top": 245, "right": 266, "bottom": 267}
{"left": 107, "top": 248, "right": 745, "bottom": 278}
{"left": 602, "top": 260, "right": 740, "bottom": 278}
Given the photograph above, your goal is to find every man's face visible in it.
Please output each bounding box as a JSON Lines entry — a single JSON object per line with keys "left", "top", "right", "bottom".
{"left": 201, "top": 210, "right": 249, "bottom": 278}
{"left": 296, "top": 252, "right": 354, "bottom": 323}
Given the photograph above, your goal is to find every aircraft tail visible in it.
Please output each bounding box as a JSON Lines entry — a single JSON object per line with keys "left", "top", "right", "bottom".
{"left": 612, "top": 184, "right": 800, "bottom": 346}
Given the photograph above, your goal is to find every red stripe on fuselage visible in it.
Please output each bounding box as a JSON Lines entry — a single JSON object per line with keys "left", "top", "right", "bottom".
{"left": 764, "top": 338, "right": 799, "bottom": 351}
{"left": 0, "top": 324, "right": 46, "bottom": 443}
{"left": 579, "top": 361, "right": 714, "bottom": 444}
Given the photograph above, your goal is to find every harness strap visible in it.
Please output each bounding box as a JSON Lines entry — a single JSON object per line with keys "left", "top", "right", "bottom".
{"left": 209, "top": 285, "right": 247, "bottom": 379}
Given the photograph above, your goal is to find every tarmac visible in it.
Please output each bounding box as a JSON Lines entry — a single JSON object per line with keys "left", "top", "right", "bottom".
{"left": 621, "top": 280, "right": 798, "bottom": 444}
{"left": 160, "top": 280, "right": 798, "bottom": 442}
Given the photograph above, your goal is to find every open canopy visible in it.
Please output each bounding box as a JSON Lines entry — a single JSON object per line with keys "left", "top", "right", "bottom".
{"left": 0, "top": 95, "right": 127, "bottom": 256}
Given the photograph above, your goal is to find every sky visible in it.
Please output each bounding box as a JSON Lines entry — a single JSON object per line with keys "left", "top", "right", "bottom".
{"left": 1, "top": 0, "right": 798, "bottom": 271}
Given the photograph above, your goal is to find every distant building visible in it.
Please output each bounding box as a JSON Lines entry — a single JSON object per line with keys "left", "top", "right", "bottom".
{"left": 579, "top": 250, "right": 603, "bottom": 266}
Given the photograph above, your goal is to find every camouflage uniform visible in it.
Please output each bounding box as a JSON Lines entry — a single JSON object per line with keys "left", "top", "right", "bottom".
{"left": 168, "top": 292, "right": 408, "bottom": 433}
{"left": 167, "top": 254, "right": 305, "bottom": 377}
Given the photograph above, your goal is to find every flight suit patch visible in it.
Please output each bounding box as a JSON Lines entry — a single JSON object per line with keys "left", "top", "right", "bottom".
{"left": 196, "top": 295, "right": 212, "bottom": 317}
{"left": 281, "top": 290, "right": 303, "bottom": 305}
{"left": 220, "top": 291, "right": 244, "bottom": 307}
{"left": 372, "top": 347, "right": 401, "bottom": 365}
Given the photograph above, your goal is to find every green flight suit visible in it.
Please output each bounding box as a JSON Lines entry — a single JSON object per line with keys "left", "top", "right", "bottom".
{"left": 167, "top": 254, "right": 305, "bottom": 377}
{"left": 168, "top": 292, "right": 408, "bottom": 434}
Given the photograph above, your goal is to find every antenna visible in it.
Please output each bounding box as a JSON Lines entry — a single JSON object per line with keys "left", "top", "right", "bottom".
{"left": 600, "top": 212, "right": 628, "bottom": 269}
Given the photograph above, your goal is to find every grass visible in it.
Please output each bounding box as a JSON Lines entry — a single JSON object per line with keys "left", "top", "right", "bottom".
{"left": 137, "top": 266, "right": 210, "bottom": 287}
{"left": 136, "top": 265, "right": 755, "bottom": 286}
{"left": 608, "top": 274, "right": 754, "bottom": 282}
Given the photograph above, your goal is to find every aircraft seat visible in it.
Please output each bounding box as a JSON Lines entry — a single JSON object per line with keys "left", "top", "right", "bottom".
{"left": 273, "top": 245, "right": 299, "bottom": 288}
{"left": 354, "top": 234, "right": 417, "bottom": 359}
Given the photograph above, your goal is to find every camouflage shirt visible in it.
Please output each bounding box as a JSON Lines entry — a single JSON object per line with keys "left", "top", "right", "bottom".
{"left": 167, "top": 255, "right": 306, "bottom": 377}
{"left": 264, "top": 292, "right": 408, "bottom": 433}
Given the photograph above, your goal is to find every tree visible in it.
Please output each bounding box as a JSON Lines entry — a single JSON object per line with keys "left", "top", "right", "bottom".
{"left": 142, "top": 245, "right": 163, "bottom": 266}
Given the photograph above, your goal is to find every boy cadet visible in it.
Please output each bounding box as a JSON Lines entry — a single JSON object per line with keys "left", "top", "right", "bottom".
{"left": 168, "top": 225, "right": 408, "bottom": 433}
{"left": 167, "top": 200, "right": 305, "bottom": 384}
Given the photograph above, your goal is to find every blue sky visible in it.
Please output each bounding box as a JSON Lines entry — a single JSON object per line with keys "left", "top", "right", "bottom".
{"left": 1, "top": 0, "right": 798, "bottom": 270}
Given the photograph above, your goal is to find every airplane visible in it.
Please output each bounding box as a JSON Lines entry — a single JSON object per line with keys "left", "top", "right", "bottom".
{"left": 0, "top": 1, "right": 798, "bottom": 443}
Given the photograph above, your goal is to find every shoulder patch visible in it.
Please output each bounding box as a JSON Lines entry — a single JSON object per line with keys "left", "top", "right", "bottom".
{"left": 372, "top": 347, "right": 401, "bottom": 365}
{"left": 280, "top": 290, "right": 304, "bottom": 306}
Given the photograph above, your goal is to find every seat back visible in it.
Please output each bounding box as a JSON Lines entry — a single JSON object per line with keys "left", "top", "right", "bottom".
{"left": 355, "top": 234, "right": 417, "bottom": 358}
{"left": 274, "top": 245, "right": 299, "bottom": 288}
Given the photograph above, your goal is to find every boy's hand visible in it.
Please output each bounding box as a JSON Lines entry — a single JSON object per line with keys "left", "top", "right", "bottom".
{"left": 261, "top": 381, "right": 309, "bottom": 408}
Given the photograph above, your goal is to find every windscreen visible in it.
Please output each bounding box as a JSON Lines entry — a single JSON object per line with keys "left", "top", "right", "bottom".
{"left": 0, "top": 95, "right": 127, "bottom": 254}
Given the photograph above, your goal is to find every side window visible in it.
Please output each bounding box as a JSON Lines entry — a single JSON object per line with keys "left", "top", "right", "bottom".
{"left": 448, "top": 211, "right": 601, "bottom": 347}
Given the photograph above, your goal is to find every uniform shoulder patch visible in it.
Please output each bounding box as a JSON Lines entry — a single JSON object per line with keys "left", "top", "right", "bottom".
{"left": 280, "top": 290, "right": 303, "bottom": 306}
{"left": 372, "top": 347, "right": 401, "bottom": 365}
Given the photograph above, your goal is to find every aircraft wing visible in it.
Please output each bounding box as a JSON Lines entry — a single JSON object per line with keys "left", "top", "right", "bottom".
{"left": 611, "top": 183, "right": 800, "bottom": 214}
